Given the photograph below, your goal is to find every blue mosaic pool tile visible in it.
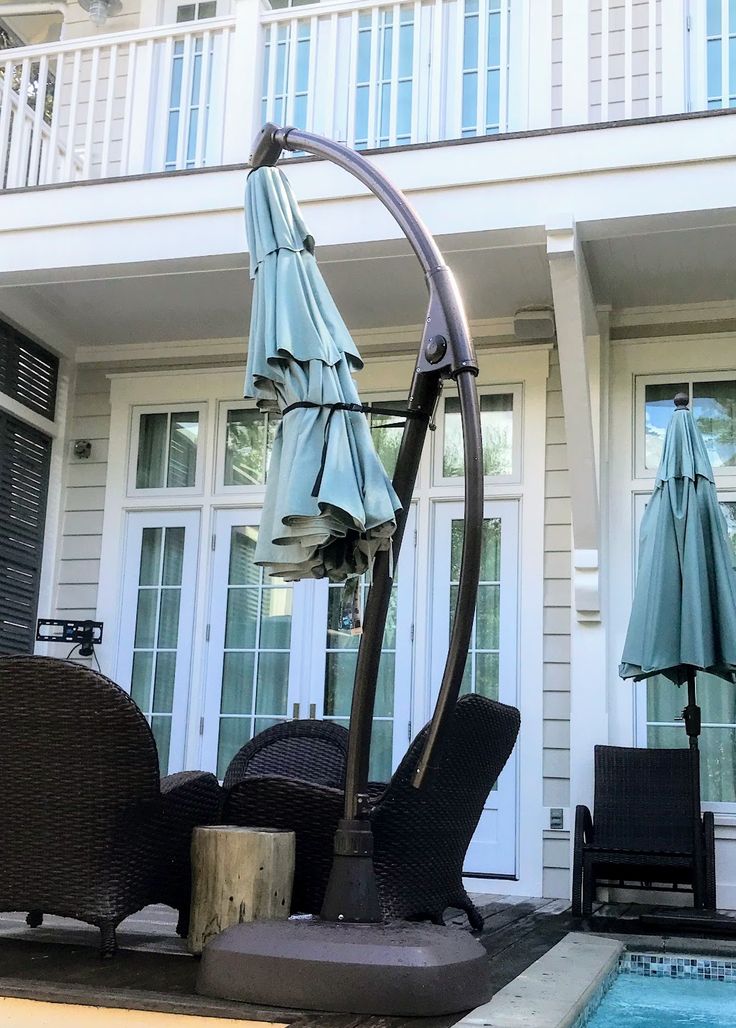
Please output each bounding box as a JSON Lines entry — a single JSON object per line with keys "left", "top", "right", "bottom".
{"left": 619, "top": 951, "right": 736, "bottom": 983}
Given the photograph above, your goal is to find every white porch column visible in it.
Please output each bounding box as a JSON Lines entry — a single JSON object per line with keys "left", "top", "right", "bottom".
{"left": 560, "top": 0, "right": 589, "bottom": 125}
{"left": 547, "top": 218, "right": 608, "bottom": 851}
{"left": 660, "top": 0, "right": 688, "bottom": 115}
{"left": 221, "top": 0, "right": 263, "bottom": 166}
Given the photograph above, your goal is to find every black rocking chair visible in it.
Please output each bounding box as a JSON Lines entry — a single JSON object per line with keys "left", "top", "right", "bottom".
{"left": 572, "top": 745, "right": 716, "bottom": 915}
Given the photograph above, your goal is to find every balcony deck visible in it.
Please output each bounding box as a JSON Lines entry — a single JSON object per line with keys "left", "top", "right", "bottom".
{"left": 0, "top": 897, "right": 572, "bottom": 1026}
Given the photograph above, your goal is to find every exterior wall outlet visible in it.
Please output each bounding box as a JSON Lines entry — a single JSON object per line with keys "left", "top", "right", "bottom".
{"left": 550, "top": 808, "right": 564, "bottom": 830}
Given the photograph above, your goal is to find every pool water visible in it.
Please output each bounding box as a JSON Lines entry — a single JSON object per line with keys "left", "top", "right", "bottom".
{"left": 586, "top": 973, "right": 736, "bottom": 1027}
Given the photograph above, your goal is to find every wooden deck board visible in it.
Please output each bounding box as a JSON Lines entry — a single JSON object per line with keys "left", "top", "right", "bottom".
{"left": 0, "top": 899, "right": 571, "bottom": 1025}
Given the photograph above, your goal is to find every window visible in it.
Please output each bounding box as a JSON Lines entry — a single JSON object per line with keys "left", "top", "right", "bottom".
{"left": 461, "top": 0, "right": 508, "bottom": 137}
{"left": 436, "top": 388, "right": 518, "bottom": 483}
{"left": 176, "top": 1, "right": 217, "bottom": 21}
{"left": 132, "top": 406, "right": 203, "bottom": 492}
{"left": 222, "top": 406, "right": 278, "bottom": 487}
{"left": 353, "top": 6, "right": 415, "bottom": 150}
{"left": 641, "top": 376, "right": 736, "bottom": 474}
{"left": 261, "top": 20, "right": 311, "bottom": 134}
{"left": 705, "top": 0, "right": 736, "bottom": 109}
{"left": 645, "top": 497, "right": 736, "bottom": 805}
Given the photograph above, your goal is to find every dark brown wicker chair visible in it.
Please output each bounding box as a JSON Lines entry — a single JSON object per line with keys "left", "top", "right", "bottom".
{"left": 572, "top": 745, "right": 716, "bottom": 916}
{"left": 223, "top": 718, "right": 349, "bottom": 791}
{"left": 0, "top": 656, "right": 222, "bottom": 955}
{"left": 222, "top": 693, "right": 520, "bottom": 927}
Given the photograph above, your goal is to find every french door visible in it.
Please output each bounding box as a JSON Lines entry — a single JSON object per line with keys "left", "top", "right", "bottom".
{"left": 117, "top": 509, "right": 200, "bottom": 774}
{"left": 202, "top": 506, "right": 416, "bottom": 782}
{"left": 430, "top": 500, "right": 519, "bottom": 876}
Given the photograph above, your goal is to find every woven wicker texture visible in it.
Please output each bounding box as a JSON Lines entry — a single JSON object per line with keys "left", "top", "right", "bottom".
{"left": 0, "top": 657, "right": 221, "bottom": 953}
{"left": 223, "top": 719, "right": 349, "bottom": 790}
{"left": 223, "top": 694, "right": 520, "bottom": 926}
{"left": 572, "top": 744, "right": 716, "bottom": 916}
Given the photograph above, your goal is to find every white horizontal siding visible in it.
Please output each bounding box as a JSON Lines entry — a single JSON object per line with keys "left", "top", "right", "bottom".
{"left": 55, "top": 368, "right": 110, "bottom": 620}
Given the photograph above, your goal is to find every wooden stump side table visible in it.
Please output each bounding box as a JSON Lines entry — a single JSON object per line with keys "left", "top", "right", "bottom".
{"left": 188, "top": 825, "right": 295, "bottom": 955}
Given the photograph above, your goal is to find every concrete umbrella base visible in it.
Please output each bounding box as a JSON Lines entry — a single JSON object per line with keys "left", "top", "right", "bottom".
{"left": 196, "top": 917, "right": 491, "bottom": 1016}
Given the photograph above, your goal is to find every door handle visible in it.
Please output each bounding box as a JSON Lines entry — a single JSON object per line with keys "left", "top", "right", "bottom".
{"left": 309, "top": 703, "right": 316, "bottom": 720}
{"left": 292, "top": 702, "right": 300, "bottom": 720}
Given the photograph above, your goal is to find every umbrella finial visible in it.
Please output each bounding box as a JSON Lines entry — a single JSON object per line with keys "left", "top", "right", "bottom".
{"left": 674, "top": 392, "right": 689, "bottom": 409}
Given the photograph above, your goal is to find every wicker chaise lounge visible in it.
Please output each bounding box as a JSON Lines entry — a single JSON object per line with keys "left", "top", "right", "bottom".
{"left": 222, "top": 693, "right": 521, "bottom": 927}
{"left": 572, "top": 745, "right": 716, "bottom": 916}
{"left": 0, "top": 656, "right": 222, "bottom": 955}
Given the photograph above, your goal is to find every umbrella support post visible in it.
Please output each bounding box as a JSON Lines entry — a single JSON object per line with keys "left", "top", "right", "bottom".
{"left": 196, "top": 124, "right": 490, "bottom": 1017}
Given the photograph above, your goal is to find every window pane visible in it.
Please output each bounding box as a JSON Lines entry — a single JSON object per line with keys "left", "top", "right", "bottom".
{"left": 444, "top": 393, "right": 513, "bottom": 477}
{"left": 476, "top": 584, "right": 500, "bottom": 649}
{"left": 153, "top": 650, "right": 177, "bottom": 712}
{"left": 229, "top": 526, "right": 260, "bottom": 586}
{"left": 176, "top": 3, "right": 196, "bottom": 21}
{"left": 136, "top": 414, "right": 168, "bottom": 488}
{"left": 221, "top": 650, "right": 255, "bottom": 715}
{"left": 368, "top": 719, "right": 392, "bottom": 783}
{"left": 693, "top": 380, "right": 736, "bottom": 468}
{"left": 475, "top": 652, "right": 499, "bottom": 700}
{"left": 134, "top": 590, "right": 157, "bottom": 648}
{"left": 139, "top": 528, "right": 162, "bottom": 586}
{"left": 255, "top": 651, "right": 290, "bottom": 715}
{"left": 707, "top": 0, "right": 721, "bottom": 36}
{"left": 224, "top": 588, "right": 258, "bottom": 649}
{"left": 648, "top": 724, "right": 736, "bottom": 803}
{"left": 217, "top": 717, "right": 250, "bottom": 780}
{"left": 224, "top": 409, "right": 267, "bottom": 485}
{"left": 370, "top": 401, "right": 404, "bottom": 478}
{"left": 260, "top": 587, "right": 293, "bottom": 649}
{"left": 462, "top": 72, "right": 477, "bottom": 131}
{"left": 198, "top": 1, "right": 217, "bottom": 17}
{"left": 131, "top": 650, "right": 153, "bottom": 710}
{"left": 152, "top": 715, "right": 172, "bottom": 771}
{"left": 325, "top": 650, "right": 357, "bottom": 716}
{"left": 374, "top": 651, "right": 395, "bottom": 717}
{"left": 162, "top": 526, "right": 185, "bottom": 586}
{"left": 158, "top": 588, "right": 181, "bottom": 648}
{"left": 167, "top": 412, "right": 198, "bottom": 487}
{"left": 644, "top": 382, "right": 688, "bottom": 469}
{"left": 708, "top": 39, "right": 722, "bottom": 100}
{"left": 451, "top": 517, "right": 501, "bottom": 582}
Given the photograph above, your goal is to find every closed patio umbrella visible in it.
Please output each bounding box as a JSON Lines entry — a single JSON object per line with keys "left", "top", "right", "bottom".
{"left": 620, "top": 392, "right": 736, "bottom": 756}
{"left": 244, "top": 165, "right": 401, "bottom": 582}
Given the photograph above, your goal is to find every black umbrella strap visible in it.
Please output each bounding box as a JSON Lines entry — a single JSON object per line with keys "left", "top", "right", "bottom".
{"left": 282, "top": 400, "right": 431, "bottom": 497}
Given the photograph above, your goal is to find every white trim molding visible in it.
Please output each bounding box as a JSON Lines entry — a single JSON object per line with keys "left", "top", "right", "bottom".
{"left": 546, "top": 216, "right": 600, "bottom": 621}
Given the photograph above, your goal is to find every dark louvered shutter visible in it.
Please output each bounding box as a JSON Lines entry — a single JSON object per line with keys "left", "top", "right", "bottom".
{"left": 0, "top": 321, "right": 58, "bottom": 421}
{"left": 0, "top": 414, "right": 52, "bottom": 654}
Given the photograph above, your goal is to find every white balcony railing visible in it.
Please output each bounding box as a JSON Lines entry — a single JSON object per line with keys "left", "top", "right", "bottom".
{"left": 0, "top": 0, "right": 723, "bottom": 191}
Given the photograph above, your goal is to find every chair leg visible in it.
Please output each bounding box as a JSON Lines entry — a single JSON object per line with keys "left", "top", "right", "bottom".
{"left": 571, "top": 850, "right": 583, "bottom": 917}
{"left": 99, "top": 922, "right": 117, "bottom": 959}
{"left": 26, "top": 911, "right": 43, "bottom": 928}
{"left": 582, "top": 856, "right": 595, "bottom": 916}
{"left": 455, "top": 892, "right": 484, "bottom": 931}
{"left": 176, "top": 907, "right": 190, "bottom": 939}
{"left": 703, "top": 811, "right": 717, "bottom": 911}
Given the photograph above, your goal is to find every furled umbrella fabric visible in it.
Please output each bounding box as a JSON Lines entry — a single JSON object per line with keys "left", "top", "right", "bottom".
{"left": 619, "top": 401, "right": 736, "bottom": 685}
{"left": 244, "top": 166, "right": 401, "bottom": 582}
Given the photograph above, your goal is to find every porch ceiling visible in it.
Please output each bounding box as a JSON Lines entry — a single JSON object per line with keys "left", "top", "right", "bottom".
{"left": 3, "top": 217, "right": 736, "bottom": 360}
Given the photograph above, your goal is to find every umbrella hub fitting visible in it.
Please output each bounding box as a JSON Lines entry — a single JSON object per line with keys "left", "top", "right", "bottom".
{"left": 416, "top": 267, "right": 479, "bottom": 379}
{"left": 321, "top": 819, "right": 382, "bottom": 923}
{"left": 683, "top": 703, "right": 701, "bottom": 738}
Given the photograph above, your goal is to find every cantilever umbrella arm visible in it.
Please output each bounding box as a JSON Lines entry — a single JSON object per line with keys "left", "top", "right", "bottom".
{"left": 251, "top": 124, "right": 483, "bottom": 920}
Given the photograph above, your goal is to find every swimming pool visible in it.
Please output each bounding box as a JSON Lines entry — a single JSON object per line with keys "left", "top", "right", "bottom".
{"left": 583, "top": 953, "right": 736, "bottom": 1028}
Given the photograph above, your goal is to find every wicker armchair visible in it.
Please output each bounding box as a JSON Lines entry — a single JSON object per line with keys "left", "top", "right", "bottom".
{"left": 572, "top": 745, "right": 716, "bottom": 916}
{"left": 222, "top": 693, "right": 520, "bottom": 927}
{"left": 224, "top": 718, "right": 349, "bottom": 790}
{"left": 0, "top": 656, "right": 222, "bottom": 955}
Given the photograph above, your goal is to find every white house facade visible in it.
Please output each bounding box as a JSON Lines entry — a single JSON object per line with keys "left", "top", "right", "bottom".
{"left": 3, "top": 0, "right": 736, "bottom": 908}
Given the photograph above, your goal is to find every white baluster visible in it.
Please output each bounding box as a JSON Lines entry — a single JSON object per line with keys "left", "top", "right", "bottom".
{"left": 367, "top": 6, "right": 380, "bottom": 147}
{"left": 623, "top": 0, "right": 633, "bottom": 119}
{"left": 306, "top": 14, "right": 319, "bottom": 134}
{"left": 346, "top": 9, "right": 360, "bottom": 146}
{"left": 194, "top": 30, "right": 212, "bottom": 167}
{"left": 0, "top": 61, "right": 15, "bottom": 189}
{"left": 44, "top": 51, "right": 64, "bottom": 184}
{"left": 410, "top": 0, "right": 422, "bottom": 143}
{"left": 28, "top": 55, "right": 49, "bottom": 187}
{"left": 388, "top": 4, "right": 401, "bottom": 144}
{"left": 647, "top": 0, "right": 657, "bottom": 115}
{"left": 82, "top": 47, "right": 101, "bottom": 179}
{"left": 61, "top": 48, "right": 82, "bottom": 182}
{"left": 8, "top": 58, "right": 31, "bottom": 187}
{"left": 428, "top": 0, "right": 444, "bottom": 140}
{"left": 100, "top": 44, "right": 119, "bottom": 178}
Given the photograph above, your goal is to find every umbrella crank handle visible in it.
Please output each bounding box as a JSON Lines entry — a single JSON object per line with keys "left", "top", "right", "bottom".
{"left": 683, "top": 703, "right": 701, "bottom": 737}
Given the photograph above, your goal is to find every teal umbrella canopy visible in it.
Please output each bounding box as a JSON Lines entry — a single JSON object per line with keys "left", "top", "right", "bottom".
{"left": 244, "top": 166, "right": 401, "bottom": 582}
{"left": 620, "top": 400, "right": 736, "bottom": 685}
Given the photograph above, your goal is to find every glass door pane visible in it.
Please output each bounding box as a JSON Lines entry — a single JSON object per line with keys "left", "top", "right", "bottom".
{"left": 431, "top": 500, "right": 519, "bottom": 875}
{"left": 203, "top": 509, "right": 301, "bottom": 780}
{"left": 117, "top": 510, "right": 200, "bottom": 774}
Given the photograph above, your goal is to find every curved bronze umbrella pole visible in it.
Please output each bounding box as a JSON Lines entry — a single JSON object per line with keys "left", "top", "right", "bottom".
{"left": 251, "top": 123, "right": 483, "bottom": 923}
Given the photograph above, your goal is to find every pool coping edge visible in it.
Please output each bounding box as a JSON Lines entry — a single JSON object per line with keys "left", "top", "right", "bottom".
{"left": 456, "top": 933, "right": 623, "bottom": 1028}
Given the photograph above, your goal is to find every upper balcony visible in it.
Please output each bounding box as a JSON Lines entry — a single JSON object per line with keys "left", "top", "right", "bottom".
{"left": 0, "top": 0, "right": 728, "bottom": 191}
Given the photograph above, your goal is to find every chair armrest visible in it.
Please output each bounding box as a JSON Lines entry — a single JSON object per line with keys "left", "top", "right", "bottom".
{"left": 160, "top": 770, "right": 223, "bottom": 822}
{"left": 574, "top": 805, "right": 594, "bottom": 848}
{"left": 223, "top": 774, "right": 343, "bottom": 827}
